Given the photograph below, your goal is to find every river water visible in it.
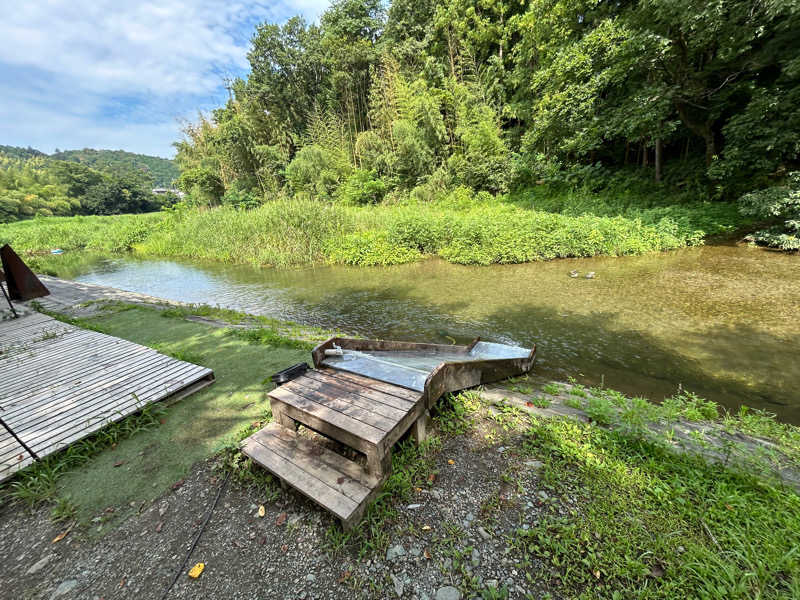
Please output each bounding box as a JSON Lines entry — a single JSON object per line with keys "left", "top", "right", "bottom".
{"left": 47, "top": 244, "right": 800, "bottom": 422}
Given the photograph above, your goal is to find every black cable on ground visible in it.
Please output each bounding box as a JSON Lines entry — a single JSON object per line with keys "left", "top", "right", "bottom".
{"left": 160, "top": 470, "right": 231, "bottom": 600}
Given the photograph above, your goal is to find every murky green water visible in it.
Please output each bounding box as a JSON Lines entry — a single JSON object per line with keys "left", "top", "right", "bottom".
{"left": 44, "top": 244, "right": 800, "bottom": 422}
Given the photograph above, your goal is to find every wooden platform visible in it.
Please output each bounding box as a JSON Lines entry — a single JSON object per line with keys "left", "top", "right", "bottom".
{"left": 0, "top": 313, "right": 215, "bottom": 482}
{"left": 242, "top": 368, "right": 427, "bottom": 528}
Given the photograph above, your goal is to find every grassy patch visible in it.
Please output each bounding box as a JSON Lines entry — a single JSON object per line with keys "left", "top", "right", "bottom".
{"left": 1, "top": 188, "right": 747, "bottom": 268}
{"left": 514, "top": 416, "right": 800, "bottom": 599}
{"left": 1, "top": 306, "right": 307, "bottom": 528}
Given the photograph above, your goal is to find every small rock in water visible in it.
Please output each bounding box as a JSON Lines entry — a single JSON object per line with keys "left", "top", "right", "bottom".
{"left": 435, "top": 586, "right": 461, "bottom": 600}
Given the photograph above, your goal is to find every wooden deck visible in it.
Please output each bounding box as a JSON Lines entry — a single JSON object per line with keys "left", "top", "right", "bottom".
{"left": 0, "top": 313, "right": 215, "bottom": 482}
{"left": 241, "top": 367, "right": 427, "bottom": 528}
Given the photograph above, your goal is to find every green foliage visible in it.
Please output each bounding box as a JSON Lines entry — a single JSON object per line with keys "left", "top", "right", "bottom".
{"left": 50, "top": 148, "right": 178, "bottom": 187}
{"left": 325, "top": 229, "right": 421, "bottom": 266}
{"left": 739, "top": 172, "right": 800, "bottom": 251}
{"left": 285, "top": 144, "right": 351, "bottom": 199}
{"left": 335, "top": 169, "right": 387, "bottom": 204}
{"left": 0, "top": 146, "right": 166, "bottom": 223}
{"left": 515, "top": 416, "right": 800, "bottom": 599}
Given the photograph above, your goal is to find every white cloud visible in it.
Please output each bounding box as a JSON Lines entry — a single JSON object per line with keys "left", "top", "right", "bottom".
{"left": 0, "top": 0, "right": 331, "bottom": 157}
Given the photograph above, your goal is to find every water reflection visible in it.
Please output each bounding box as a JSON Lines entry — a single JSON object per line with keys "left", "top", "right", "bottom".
{"left": 48, "top": 245, "right": 800, "bottom": 422}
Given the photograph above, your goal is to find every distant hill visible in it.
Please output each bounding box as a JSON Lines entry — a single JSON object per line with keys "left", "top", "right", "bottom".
{"left": 0, "top": 145, "right": 46, "bottom": 161}
{"left": 0, "top": 145, "right": 178, "bottom": 187}
{"left": 50, "top": 148, "right": 179, "bottom": 187}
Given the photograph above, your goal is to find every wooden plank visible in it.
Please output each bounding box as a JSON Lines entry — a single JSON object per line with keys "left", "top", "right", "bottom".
{"left": 319, "top": 368, "right": 421, "bottom": 403}
{"left": 303, "top": 370, "right": 415, "bottom": 412}
{"left": 269, "top": 387, "right": 385, "bottom": 446}
{"left": 0, "top": 332, "right": 126, "bottom": 374}
{"left": 2, "top": 343, "right": 166, "bottom": 410}
{"left": 1, "top": 351, "right": 177, "bottom": 422}
{"left": 7, "top": 364, "right": 213, "bottom": 461}
{"left": 248, "top": 423, "right": 373, "bottom": 501}
{"left": 0, "top": 339, "right": 152, "bottom": 397}
{"left": 0, "top": 359, "right": 211, "bottom": 453}
{"left": 2, "top": 360, "right": 209, "bottom": 447}
{"left": 269, "top": 396, "right": 379, "bottom": 456}
{"left": 241, "top": 432, "right": 359, "bottom": 521}
{"left": 280, "top": 380, "right": 398, "bottom": 432}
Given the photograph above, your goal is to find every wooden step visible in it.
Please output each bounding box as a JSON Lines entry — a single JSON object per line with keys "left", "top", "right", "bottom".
{"left": 268, "top": 368, "right": 425, "bottom": 477}
{"left": 241, "top": 422, "right": 383, "bottom": 529}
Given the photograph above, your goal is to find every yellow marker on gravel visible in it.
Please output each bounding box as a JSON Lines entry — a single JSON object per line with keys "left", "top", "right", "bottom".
{"left": 188, "top": 563, "right": 205, "bottom": 578}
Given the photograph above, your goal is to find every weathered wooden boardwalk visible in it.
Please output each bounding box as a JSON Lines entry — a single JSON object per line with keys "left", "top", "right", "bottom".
{"left": 0, "top": 312, "right": 214, "bottom": 482}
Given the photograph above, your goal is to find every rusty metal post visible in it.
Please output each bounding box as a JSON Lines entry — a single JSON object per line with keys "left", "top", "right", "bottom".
{"left": 0, "top": 271, "right": 17, "bottom": 317}
{"left": 0, "top": 244, "right": 50, "bottom": 301}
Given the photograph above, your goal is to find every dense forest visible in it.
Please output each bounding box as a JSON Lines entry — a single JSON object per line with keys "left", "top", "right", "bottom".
{"left": 175, "top": 0, "right": 799, "bottom": 250}
{"left": 0, "top": 146, "right": 178, "bottom": 223}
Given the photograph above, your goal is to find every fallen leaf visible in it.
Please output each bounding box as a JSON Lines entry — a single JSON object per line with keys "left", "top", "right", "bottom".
{"left": 52, "top": 525, "right": 72, "bottom": 543}
{"left": 159, "top": 419, "right": 166, "bottom": 424}
{"left": 414, "top": 487, "right": 423, "bottom": 493}
{"left": 593, "top": 570, "right": 601, "bottom": 579}
{"left": 111, "top": 443, "right": 117, "bottom": 450}
{"left": 421, "top": 525, "right": 431, "bottom": 531}
{"left": 113, "top": 461, "right": 124, "bottom": 468}
{"left": 17, "top": 454, "right": 22, "bottom": 461}
{"left": 155, "top": 521, "right": 164, "bottom": 533}
{"left": 119, "top": 578, "right": 126, "bottom": 588}
{"left": 275, "top": 512, "right": 287, "bottom": 526}
{"left": 258, "top": 505, "right": 266, "bottom": 518}
{"left": 188, "top": 563, "right": 204, "bottom": 579}
{"left": 428, "top": 473, "right": 436, "bottom": 483}
{"left": 104, "top": 507, "right": 114, "bottom": 513}
{"left": 338, "top": 570, "right": 351, "bottom": 583}
{"left": 281, "top": 544, "right": 288, "bottom": 552}
{"left": 725, "top": 504, "right": 734, "bottom": 511}
{"left": 259, "top": 535, "right": 267, "bottom": 545}
{"left": 447, "top": 459, "right": 455, "bottom": 465}
{"left": 526, "top": 401, "right": 534, "bottom": 407}
{"left": 337, "top": 477, "right": 346, "bottom": 484}
{"left": 424, "top": 549, "right": 431, "bottom": 560}
{"left": 171, "top": 479, "right": 184, "bottom": 491}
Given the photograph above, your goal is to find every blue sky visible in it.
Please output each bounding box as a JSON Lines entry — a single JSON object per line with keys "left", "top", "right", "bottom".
{"left": 0, "top": 1, "right": 331, "bottom": 158}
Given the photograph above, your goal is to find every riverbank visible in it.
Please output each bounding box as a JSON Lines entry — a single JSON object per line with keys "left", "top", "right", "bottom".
{"left": 1, "top": 190, "right": 746, "bottom": 268}
{"left": 1, "top": 283, "right": 798, "bottom": 599}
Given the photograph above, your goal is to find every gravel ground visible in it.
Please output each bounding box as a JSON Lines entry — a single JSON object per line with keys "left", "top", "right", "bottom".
{"left": 0, "top": 420, "right": 561, "bottom": 600}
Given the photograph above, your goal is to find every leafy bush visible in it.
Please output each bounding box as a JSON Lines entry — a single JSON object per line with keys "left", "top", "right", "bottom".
{"left": 335, "top": 169, "right": 387, "bottom": 205}
{"left": 325, "top": 230, "right": 420, "bottom": 266}
{"left": 285, "top": 144, "right": 350, "bottom": 200}
{"left": 739, "top": 173, "right": 800, "bottom": 250}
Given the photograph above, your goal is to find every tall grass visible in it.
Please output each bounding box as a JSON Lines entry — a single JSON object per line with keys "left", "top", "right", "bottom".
{"left": 1, "top": 188, "right": 746, "bottom": 268}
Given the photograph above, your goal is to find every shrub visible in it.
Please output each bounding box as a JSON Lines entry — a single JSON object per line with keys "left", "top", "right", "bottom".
{"left": 325, "top": 230, "right": 420, "bottom": 266}
{"left": 336, "top": 169, "right": 387, "bottom": 205}
{"left": 285, "top": 144, "right": 350, "bottom": 200}
{"left": 739, "top": 173, "right": 800, "bottom": 250}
